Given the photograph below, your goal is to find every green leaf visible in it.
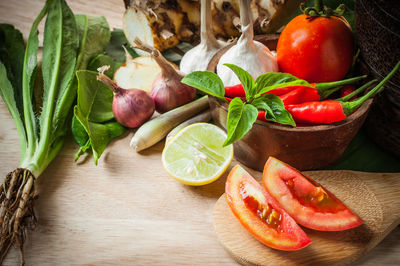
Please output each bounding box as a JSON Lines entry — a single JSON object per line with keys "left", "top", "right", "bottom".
{"left": 73, "top": 70, "right": 126, "bottom": 164}
{"left": 224, "top": 97, "right": 258, "bottom": 146}
{"left": 0, "top": 24, "right": 25, "bottom": 117}
{"left": 21, "top": 0, "right": 52, "bottom": 154}
{"left": 251, "top": 96, "right": 275, "bottom": 119}
{"left": 0, "top": 62, "right": 27, "bottom": 158}
{"left": 72, "top": 114, "right": 91, "bottom": 161}
{"left": 39, "top": 0, "right": 79, "bottom": 159}
{"left": 258, "top": 94, "right": 296, "bottom": 127}
{"left": 181, "top": 71, "right": 226, "bottom": 100}
{"left": 72, "top": 114, "right": 89, "bottom": 147}
{"left": 51, "top": 13, "right": 112, "bottom": 145}
{"left": 76, "top": 70, "right": 114, "bottom": 122}
{"left": 74, "top": 107, "right": 125, "bottom": 164}
{"left": 75, "top": 15, "right": 111, "bottom": 70}
{"left": 87, "top": 54, "right": 121, "bottom": 78}
{"left": 105, "top": 28, "right": 138, "bottom": 62}
{"left": 255, "top": 72, "right": 310, "bottom": 96}
{"left": 224, "top": 63, "right": 255, "bottom": 101}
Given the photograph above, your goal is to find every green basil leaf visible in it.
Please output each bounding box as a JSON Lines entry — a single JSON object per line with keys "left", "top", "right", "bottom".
{"left": 261, "top": 94, "right": 296, "bottom": 127}
{"left": 224, "top": 97, "right": 258, "bottom": 146}
{"left": 224, "top": 63, "right": 255, "bottom": 101}
{"left": 181, "top": 71, "right": 225, "bottom": 100}
{"left": 255, "top": 72, "right": 310, "bottom": 96}
{"left": 251, "top": 95, "right": 275, "bottom": 119}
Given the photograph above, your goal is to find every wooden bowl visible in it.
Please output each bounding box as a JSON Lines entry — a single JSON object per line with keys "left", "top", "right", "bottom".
{"left": 209, "top": 96, "right": 372, "bottom": 171}
{"left": 207, "top": 34, "right": 373, "bottom": 171}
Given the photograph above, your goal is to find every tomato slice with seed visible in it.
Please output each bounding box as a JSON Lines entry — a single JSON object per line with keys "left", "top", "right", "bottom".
{"left": 226, "top": 165, "right": 311, "bottom": 251}
{"left": 263, "top": 157, "right": 363, "bottom": 231}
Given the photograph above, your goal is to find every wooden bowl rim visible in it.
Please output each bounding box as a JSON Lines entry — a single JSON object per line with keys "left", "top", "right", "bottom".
{"left": 209, "top": 96, "right": 373, "bottom": 133}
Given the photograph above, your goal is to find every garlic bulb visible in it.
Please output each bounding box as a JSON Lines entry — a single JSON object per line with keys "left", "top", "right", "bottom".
{"left": 179, "top": 0, "right": 226, "bottom": 74}
{"left": 216, "top": 0, "right": 278, "bottom": 86}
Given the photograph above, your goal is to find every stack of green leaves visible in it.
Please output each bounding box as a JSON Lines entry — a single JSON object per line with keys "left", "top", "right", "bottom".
{"left": 71, "top": 28, "right": 138, "bottom": 164}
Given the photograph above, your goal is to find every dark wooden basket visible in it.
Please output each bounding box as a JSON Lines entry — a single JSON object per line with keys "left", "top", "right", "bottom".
{"left": 356, "top": 0, "right": 400, "bottom": 158}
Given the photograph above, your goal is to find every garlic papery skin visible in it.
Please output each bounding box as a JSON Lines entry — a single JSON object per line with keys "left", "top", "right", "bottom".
{"left": 180, "top": 0, "right": 226, "bottom": 74}
{"left": 216, "top": 0, "right": 278, "bottom": 86}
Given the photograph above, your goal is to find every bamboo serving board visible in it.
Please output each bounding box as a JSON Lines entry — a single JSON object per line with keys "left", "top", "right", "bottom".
{"left": 213, "top": 169, "right": 400, "bottom": 265}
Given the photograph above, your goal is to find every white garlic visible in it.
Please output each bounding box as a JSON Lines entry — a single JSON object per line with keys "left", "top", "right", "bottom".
{"left": 180, "top": 0, "right": 226, "bottom": 74}
{"left": 216, "top": 0, "right": 278, "bottom": 86}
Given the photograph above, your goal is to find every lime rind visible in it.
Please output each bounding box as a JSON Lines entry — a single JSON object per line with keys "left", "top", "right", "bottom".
{"left": 162, "top": 123, "right": 234, "bottom": 186}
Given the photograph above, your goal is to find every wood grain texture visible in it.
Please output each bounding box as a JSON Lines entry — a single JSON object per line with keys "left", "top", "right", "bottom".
{"left": 213, "top": 169, "right": 400, "bottom": 266}
{"left": 0, "top": 0, "right": 399, "bottom": 265}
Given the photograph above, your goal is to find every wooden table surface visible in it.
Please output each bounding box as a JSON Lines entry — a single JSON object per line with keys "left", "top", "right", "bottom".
{"left": 0, "top": 0, "right": 399, "bottom": 265}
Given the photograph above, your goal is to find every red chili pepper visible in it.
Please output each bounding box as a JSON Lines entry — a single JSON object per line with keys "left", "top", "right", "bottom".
{"left": 279, "top": 87, "right": 320, "bottom": 105}
{"left": 224, "top": 75, "right": 366, "bottom": 100}
{"left": 286, "top": 100, "right": 347, "bottom": 124}
{"left": 340, "top": 85, "right": 356, "bottom": 100}
{"left": 262, "top": 61, "right": 400, "bottom": 125}
{"left": 335, "top": 80, "right": 377, "bottom": 102}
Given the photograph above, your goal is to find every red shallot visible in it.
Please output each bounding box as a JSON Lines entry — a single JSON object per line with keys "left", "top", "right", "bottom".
{"left": 134, "top": 38, "right": 197, "bottom": 113}
{"left": 97, "top": 66, "right": 155, "bottom": 128}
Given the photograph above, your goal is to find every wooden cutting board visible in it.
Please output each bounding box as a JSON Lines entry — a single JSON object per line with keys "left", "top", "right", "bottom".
{"left": 213, "top": 169, "right": 400, "bottom": 265}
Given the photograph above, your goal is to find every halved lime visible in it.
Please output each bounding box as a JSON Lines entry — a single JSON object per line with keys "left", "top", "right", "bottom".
{"left": 162, "top": 123, "right": 234, "bottom": 186}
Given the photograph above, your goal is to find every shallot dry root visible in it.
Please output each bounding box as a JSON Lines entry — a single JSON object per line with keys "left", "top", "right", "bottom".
{"left": 0, "top": 168, "right": 37, "bottom": 265}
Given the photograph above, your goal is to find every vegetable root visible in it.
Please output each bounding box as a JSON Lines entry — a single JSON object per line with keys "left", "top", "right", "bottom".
{"left": 0, "top": 168, "right": 37, "bottom": 265}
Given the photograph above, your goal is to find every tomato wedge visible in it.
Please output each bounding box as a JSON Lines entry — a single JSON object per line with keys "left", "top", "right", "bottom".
{"left": 226, "top": 165, "right": 311, "bottom": 251}
{"left": 263, "top": 157, "right": 363, "bottom": 231}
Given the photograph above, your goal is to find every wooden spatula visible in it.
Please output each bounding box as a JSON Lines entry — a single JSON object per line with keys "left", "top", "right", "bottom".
{"left": 213, "top": 170, "right": 400, "bottom": 265}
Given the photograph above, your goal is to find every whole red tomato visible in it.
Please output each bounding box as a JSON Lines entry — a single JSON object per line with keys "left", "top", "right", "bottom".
{"left": 277, "top": 14, "right": 354, "bottom": 83}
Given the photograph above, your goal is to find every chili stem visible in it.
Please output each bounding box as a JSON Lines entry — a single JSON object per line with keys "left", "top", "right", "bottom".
{"left": 315, "top": 75, "right": 367, "bottom": 92}
{"left": 342, "top": 61, "right": 400, "bottom": 115}
{"left": 335, "top": 79, "right": 377, "bottom": 101}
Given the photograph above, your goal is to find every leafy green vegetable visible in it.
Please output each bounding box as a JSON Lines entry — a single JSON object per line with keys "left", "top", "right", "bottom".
{"left": 0, "top": 25, "right": 26, "bottom": 159}
{"left": 256, "top": 94, "right": 296, "bottom": 126}
{"left": 37, "top": 0, "right": 79, "bottom": 167}
{"left": 182, "top": 64, "right": 298, "bottom": 145}
{"left": 105, "top": 28, "right": 138, "bottom": 62}
{"left": 223, "top": 64, "right": 255, "bottom": 101}
{"left": 0, "top": 24, "right": 25, "bottom": 116}
{"left": 87, "top": 54, "right": 121, "bottom": 78}
{"left": 255, "top": 73, "right": 310, "bottom": 97}
{"left": 72, "top": 70, "right": 126, "bottom": 164}
{"left": 181, "top": 71, "right": 226, "bottom": 100}
{"left": 75, "top": 15, "right": 111, "bottom": 70}
{"left": 21, "top": 0, "right": 52, "bottom": 159}
{"left": 0, "top": 1, "right": 123, "bottom": 261}
{"left": 224, "top": 98, "right": 258, "bottom": 146}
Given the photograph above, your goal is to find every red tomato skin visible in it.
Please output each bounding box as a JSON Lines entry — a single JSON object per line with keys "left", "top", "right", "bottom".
{"left": 263, "top": 157, "right": 363, "bottom": 231}
{"left": 277, "top": 14, "right": 354, "bottom": 83}
{"left": 225, "top": 165, "right": 311, "bottom": 251}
